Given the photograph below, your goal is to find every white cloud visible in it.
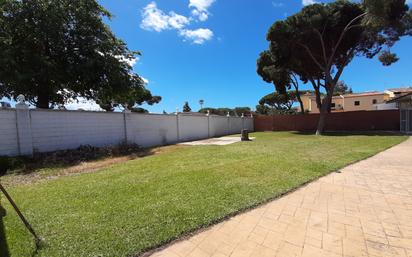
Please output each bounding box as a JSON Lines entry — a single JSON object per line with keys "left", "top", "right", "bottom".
{"left": 140, "top": 2, "right": 189, "bottom": 32}
{"left": 140, "top": 1, "right": 215, "bottom": 44}
{"left": 272, "top": 2, "right": 284, "bottom": 8}
{"left": 168, "top": 12, "right": 190, "bottom": 29}
{"left": 180, "top": 28, "right": 213, "bottom": 44}
{"left": 191, "top": 9, "right": 209, "bottom": 22}
{"left": 302, "top": 0, "right": 318, "bottom": 6}
{"left": 189, "top": 0, "right": 215, "bottom": 21}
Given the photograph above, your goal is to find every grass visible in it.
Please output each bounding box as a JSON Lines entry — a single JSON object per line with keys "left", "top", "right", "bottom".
{"left": 0, "top": 132, "right": 407, "bottom": 257}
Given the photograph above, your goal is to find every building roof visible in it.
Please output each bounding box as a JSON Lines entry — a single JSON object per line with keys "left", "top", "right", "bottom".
{"left": 387, "top": 87, "right": 412, "bottom": 93}
{"left": 339, "top": 91, "right": 385, "bottom": 98}
{"left": 387, "top": 92, "right": 412, "bottom": 103}
{"left": 303, "top": 91, "right": 385, "bottom": 99}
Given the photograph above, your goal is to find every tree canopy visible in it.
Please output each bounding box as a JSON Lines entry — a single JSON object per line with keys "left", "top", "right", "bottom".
{"left": 257, "top": 51, "right": 306, "bottom": 114}
{"left": 0, "top": 0, "right": 160, "bottom": 110}
{"left": 256, "top": 91, "right": 305, "bottom": 115}
{"left": 258, "top": 0, "right": 412, "bottom": 134}
{"left": 199, "top": 107, "right": 252, "bottom": 116}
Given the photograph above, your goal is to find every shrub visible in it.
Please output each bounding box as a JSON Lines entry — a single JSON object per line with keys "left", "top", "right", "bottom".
{"left": 0, "top": 156, "right": 10, "bottom": 176}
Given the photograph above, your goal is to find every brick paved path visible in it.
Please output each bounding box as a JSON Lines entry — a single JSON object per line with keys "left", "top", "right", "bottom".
{"left": 151, "top": 138, "right": 412, "bottom": 257}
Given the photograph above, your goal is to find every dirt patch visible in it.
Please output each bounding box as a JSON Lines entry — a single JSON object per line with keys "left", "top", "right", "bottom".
{"left": 1, "top": 145, "right": 184, "bottom": 186}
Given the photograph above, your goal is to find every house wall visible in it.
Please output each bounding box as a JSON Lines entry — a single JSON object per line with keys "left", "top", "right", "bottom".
{"left": 331, "top": 97, "right": 344, "bottom": 111}
{"left": 299, "top": 95, "right": 313, "bottom": 112}
{"left": 343, "top": 94, "right": 387, "bottom": 112}
{"left": 0, "top": 108, "right": 254, "bottom": 156}
{"left": 309, "top": 98, "right": 320, "bottom": 113}
{"left": 301, "top": 94, "right": 389, "bottom": 113}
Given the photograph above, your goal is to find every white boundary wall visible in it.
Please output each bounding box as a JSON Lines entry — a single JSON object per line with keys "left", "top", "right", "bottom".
{"left": 0, "top": 106, "right": 254, "bottom": 156}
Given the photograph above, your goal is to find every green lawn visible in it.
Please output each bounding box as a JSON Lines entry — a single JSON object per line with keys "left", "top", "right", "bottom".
{"left": 0, "top": 132, "right": 407, "bottom": 257}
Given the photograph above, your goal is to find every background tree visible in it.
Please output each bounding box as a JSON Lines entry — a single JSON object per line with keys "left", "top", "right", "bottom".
{"left": 97, "top": 87, "right": 161, "bottom": 112}
{"left": 259, "top": 92, "right": 292, "bottom": 110}
{"left": 0, "top": 0, "right": 159, "bottom": 110}
{"left": 334, "top": 81, "right": 353, "bottom": 96}
{"left": 233, "top": 107, "right": 252, "bottom": 116}
{"left": 255, "top": 104, "right": 271, "bottom": 115}
{"left": 257, "top": 51, "right": 305, "bottom": 114}
{"left": 261, "top": 0, "right": 412, "bottom": 134}
{"left": 199, "top": 99, "right": 204, "bottom": 110}
{"left": 198, "top": 107, "right": 252, "bottom": 116}
{"left": 257, "top": 91, "right": 299, "bottom": 115}
{"left": 199, "top": 108, "right": 233, "bottom": 116}
{"left": 130, "top": 107, "right": 149, "bottom": 113}
{"left": 183, "top": 102, "right": 192, "bottom": 112}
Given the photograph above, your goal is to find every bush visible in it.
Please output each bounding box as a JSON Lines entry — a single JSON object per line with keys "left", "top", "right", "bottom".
{"left": 31, "top": 142, "right": 141, "bottom": 167}
{"left": 0, "top": 157, "right": 10, "bottom": 176}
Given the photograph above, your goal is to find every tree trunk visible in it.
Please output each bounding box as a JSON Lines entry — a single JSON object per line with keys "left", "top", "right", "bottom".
{"left": 316, "top": 88, "right": 333, "bottom": 135}
{"left": 36, "top": 93, "right": 50, "bottom": 109}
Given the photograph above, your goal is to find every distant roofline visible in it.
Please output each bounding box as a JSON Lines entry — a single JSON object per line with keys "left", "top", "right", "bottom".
{"left": 303, "top": 91, "right": 385, "bottom": 99}
{"left": 301, "top": 87, "right": 412, "bottom": 99}
{"left": 386, "top": 87, "right": 412, "bottom": 93}
{"left": 387, "top": 92, "right": 412, "bottom": 103}
{"left": 339, "top": 92, "right": 385, "bottom": 98}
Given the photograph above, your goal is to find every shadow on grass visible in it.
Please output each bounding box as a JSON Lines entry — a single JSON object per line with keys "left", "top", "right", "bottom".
{"left": 291, "top": 131, "right": 404, "bottom": 137}
{"left": 0, "top": 204, "right": 9, "bottom": 257}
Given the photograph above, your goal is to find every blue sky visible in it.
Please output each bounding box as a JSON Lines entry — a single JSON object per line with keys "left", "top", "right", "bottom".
{"left": 99, "top": 0, "right": 412, "bottom": 113}
{"left": 2, "top": 0, "right": 412, "bottom": 112}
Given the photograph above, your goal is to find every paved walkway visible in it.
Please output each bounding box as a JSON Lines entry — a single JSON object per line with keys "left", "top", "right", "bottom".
{"left": 151, "top": 138, "right": 412, "bottom": 257}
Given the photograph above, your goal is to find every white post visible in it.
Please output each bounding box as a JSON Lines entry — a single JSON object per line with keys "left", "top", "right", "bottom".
{"left": 242, "top": 113, "right": 245, "bottom": 130}
{"left": 227, "top": 112, "right": 230, "bottom": 135}
{"left": 176, "top": 111, "right": 180, "bottom": 142}
{"left": 15, "top": 95, "right": 33, "bottom": 156}
{"left": 206, "top": 110, "right": 211, "bottom": 138}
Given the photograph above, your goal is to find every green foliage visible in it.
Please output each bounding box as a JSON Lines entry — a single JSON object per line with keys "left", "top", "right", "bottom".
{"left": 2, "top": 132, "right": 406, "bottom": 257}
{"left": 256, "top": 91, "right": 299, "bottom": 115}
{"left": 259, "top": 92, "right": 292, "bottom": 110}
{"left": 0, "top": 156, "right": 26, "bottom": 175}
{"left": 257, "top": 51, "right": 292, "bottom": 94}
{"left": 0, "top": 156, "right": 11, "bottom": 175}
{"left": 97, "top": 88, "right": 161, "bottom": 112}
{"left": 255, "top": 104, "right": 271, "bottom": 115}
{"left": 183, "top": 102, "right": 192, "bottom": 112}
{"left": 199, "top": 107, "right": 251, "bottom": 116}
{"left": 0, "top": 0, "right": 160, "bottom": 109}
{"left": 233, "top": 107, "right": 252, "bottom": 116}
{"left": 199, "top": 108, "right": 232, "bottom": 116}
{"left": 130, "top": 107, "right": 149, "bottom": 113}
{"left": 378, "top": 51, "right": 400, "bottom": 66}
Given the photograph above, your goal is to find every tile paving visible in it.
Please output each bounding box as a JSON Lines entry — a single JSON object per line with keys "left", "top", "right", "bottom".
{"left": 151, "top": 138, "right": 412, "bottom": 257}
